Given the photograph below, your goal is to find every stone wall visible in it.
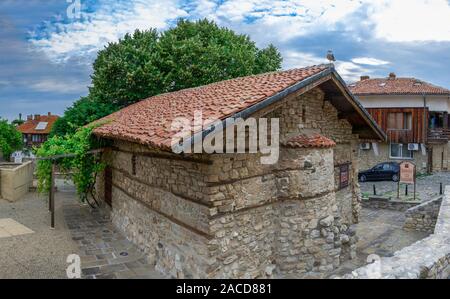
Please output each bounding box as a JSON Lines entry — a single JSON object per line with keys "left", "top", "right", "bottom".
{"left": 97, "top": 87, "right": 362, "bottom": 278}
{"left": 0, "top": 161, "right": 34, "bottom": 202}
{"left": 358, "top": 143, "right": 428, "bottom": 174}
{"left": 362, "top": 197, "right": 420, "bottom": 212}
{"left": 404, "top": 197, "right": 442, "bottom": 233}
{"left": 343, "top": 187, "right": 450, "bottom": 279}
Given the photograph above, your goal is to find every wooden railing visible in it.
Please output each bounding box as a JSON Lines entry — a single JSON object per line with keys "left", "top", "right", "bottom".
{"left": 428, "top": 128, "right": 450, "bottom": 144}
{"left": 387, "top": 129, "right": 415, "bottom": 144}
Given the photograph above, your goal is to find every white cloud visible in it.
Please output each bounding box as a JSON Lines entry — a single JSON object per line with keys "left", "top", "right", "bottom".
{"left": 335, "top": 61, "right": 371, "bottom": 83}
{"left": 283, "top": 50, "right": 372, "bottom": 82}
{"left": 367, "top": 0, "right": 450, "bottom": 42}
{"left": 283, "top": 50, "right": 328, "bottom": 69}
{"left": 30, "top": 79, "right": 88, "bottom": 93}
{"left": 351, "top": 57, "right": 390, "bottom": 66}
{"left": 30, "top": 0, "right": 450, "bottom": 65}
{"left": 30, "top": 0, "right": 188, "bottom": 64}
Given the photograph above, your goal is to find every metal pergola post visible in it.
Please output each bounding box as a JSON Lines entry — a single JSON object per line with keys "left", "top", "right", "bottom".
{"left": 49, "top": 162, "right": 56, "bottom": 229}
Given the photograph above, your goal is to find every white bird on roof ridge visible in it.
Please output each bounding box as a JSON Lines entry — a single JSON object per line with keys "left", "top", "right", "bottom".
{"left": 326, "top": 50, "right": 336, "bottom": 63}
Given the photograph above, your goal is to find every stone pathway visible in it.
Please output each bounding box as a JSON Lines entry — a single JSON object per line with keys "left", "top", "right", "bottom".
{"left": 330, "top": 207, "right": 429, "bottom": 277}
{"left": 1, "top": 178, "right": 166, "bottom": 279}
{"left": 63, "top": 198, "right": 167, "bottom": 279}
{"left": 360, "top": 172, "right": 450, "bottom": 202}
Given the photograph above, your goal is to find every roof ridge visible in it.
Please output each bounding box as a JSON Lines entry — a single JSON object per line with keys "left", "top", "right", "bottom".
{"left": 115, "top": 64, "right": 333, "bottom": 107}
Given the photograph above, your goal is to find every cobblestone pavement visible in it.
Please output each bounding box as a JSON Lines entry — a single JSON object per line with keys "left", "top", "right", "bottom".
{"left": 330, "top": 207, "right": 429, "bottom": 277}
{"left": 63, "top": 197, "right": 167, "bottom": 279}
{"left": 360, "top": 172, "right": 450, "bottom": 202}
{"left": 1, "top": 178, "right": 166, "bottom": 279}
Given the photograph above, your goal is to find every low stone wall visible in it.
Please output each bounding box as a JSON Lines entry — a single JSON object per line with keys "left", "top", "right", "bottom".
{"left": 343, "top": 186, "right": 450, "bottom": 279}
{"left": 404, "top": 197, "right": 443, "bottom": 233}
{"left": 361, "top": 197, "right": 420, "bottom": 212}
{"left": 0, "top": 161, "right": 34, "bottom": 202}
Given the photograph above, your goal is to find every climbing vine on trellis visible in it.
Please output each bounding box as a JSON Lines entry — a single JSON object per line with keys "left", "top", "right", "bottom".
{"left": 36, "top": 124, "right": 108, "bottom": 206}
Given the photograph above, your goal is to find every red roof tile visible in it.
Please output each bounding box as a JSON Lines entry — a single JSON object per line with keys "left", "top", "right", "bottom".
{"left": 17, "top": 114, "right": 59, "bottom": 135}
{"left": 282, "top": 133, "right": 336, "bottom": 149}
{"left": 93, "top": 65, "right": 331, "bottom": 149}
{"left": 349, "top": 77, "right": 450, "bottom": 96}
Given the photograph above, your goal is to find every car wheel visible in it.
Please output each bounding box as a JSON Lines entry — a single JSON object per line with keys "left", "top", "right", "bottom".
{"left": 392, "top": 174, "right": 399, "bottom": 182}
{"left": 360, "top": 175, "right": 367, "bottom": 182}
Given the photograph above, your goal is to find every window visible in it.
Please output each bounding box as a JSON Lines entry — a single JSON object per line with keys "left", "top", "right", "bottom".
{"left": 339, "top": 164, "right": 349, "bottom": 190}
{"left": 387, "top": 112, "right": 412, "bottom": 130}
{"left": 429, "top": 112, "right": 445, "bottom": 129}
{"left": 390, "top": 143, "right": 413, "bottom": 159}
{"left": 372, "top": 164, "right": 384, "bottom": 171}
{"left": 32, "top": 134, "right": 41, "bottom": 143}
{"left": 382, "top": 163, "right": 391, "bottom": 171}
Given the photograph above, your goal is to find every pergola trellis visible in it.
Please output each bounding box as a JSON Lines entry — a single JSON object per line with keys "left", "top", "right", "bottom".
{"left": 35, "top": 148, "right": 105, "bottom": 229}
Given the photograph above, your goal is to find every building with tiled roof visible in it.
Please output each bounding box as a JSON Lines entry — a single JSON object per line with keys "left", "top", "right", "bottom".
{"left": 94, "top": 65, "right": 384, "bottom": 148}
{"left": 349, "top": 73, "right": 450, "bottom": 173}
{"left": 93, "top": 64, "right": 385, "bottom": 279}
{"left": 17, "top": 113, "right": 59, "bottom": 147}
{"left": 349, "top": 73, "right": 450, "bottom": 96}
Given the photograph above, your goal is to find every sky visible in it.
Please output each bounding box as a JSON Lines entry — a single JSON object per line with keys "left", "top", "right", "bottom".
{"left": 1, "top": 0, "right": 450, "bottom": 121}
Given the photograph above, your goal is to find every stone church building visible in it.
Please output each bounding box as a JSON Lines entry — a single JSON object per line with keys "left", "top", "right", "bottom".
{"left": 92, "top": 64, "right": 385, "bottom": 278}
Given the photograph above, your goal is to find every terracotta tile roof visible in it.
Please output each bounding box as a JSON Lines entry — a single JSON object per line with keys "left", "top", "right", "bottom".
{"left": 93, "top": 65, "right": 332, "bottom": 149}
{"left": 349, "top": 77, "right": 450, "bottom": 96}
{"left": 17, "top": 114, "right": 59, "bottom": 135}
{"left": 282, "top": 133, "right": 336, "bottom": 149}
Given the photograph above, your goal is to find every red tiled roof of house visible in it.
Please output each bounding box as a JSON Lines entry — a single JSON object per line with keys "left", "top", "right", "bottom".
{"left": 349, "top": 76, "right": 450, "bottom": 96}
{"left": 17, "top": 114, "right": 59, "bottom": 134}
{"left": 282, "top": 133, "right": 336, "bottom": 149}
{"left": 93, "top": 65, "right": 332, "bottom": 149}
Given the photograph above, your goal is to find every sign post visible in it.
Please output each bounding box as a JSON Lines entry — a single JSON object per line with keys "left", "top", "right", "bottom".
{"left": 398, "top": 161, "right": 416, "bottom": 200}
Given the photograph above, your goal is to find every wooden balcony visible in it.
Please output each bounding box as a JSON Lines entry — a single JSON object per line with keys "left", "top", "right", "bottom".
{"left": 428, "top": 128, "right": 450, "bottom": 144}
{"left": 387, "top": 129, "right": 415, "bottom": 144}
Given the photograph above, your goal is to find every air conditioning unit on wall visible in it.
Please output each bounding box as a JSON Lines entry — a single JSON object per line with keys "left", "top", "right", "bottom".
{"left": 408, "top": 143, "right": 419, "bottom": 151}
{"left": 360, "top": 143, "right": 371, "bottom": 150}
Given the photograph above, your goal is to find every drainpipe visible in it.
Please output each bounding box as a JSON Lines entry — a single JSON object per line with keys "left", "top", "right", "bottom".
{"left": 423, "top": 93, "right": 427, "bottom": 145}
{"left": 423, "top": 93, "right": 429, "bottom": 173}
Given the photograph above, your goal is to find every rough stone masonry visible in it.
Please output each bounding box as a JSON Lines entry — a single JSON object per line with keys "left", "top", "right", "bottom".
{"left": 95, "top": 86, "right": 365, "bottom": 279}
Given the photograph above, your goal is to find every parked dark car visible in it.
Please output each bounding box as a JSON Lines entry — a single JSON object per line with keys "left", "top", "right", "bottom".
{"left": 358, "top": 162, "right": 400, "bottom": 182}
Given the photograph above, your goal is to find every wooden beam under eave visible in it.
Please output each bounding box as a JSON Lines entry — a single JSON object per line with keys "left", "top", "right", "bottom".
{"left": 338, "top": 111, "right": 356, "bottom": 120}
{"left": 352, "top": 127, "right": 378, "bottom": 139}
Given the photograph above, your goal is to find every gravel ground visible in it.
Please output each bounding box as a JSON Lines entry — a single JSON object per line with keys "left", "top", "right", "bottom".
{"left": 360, "top": 172, "right": 450, "bottom": 202}
{"left": 0, "top": 185, "right": 79, "bottom": 279}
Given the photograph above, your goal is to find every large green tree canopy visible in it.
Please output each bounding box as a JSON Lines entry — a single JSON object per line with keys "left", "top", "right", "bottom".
{"left": 0, "top": 119, "right": 23, "bottom": 160}
{"left": 52, "top": 19, "right": 282, "bottom": 136}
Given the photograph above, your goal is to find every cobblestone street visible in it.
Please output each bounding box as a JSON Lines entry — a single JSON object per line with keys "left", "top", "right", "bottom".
{"left": 360, "top": 172, "right": 450, "bottom": 202}
{"left": 330, "top": 207, "right": 430, "bottom": 277}
{"left": 0, "top": 180, "right": 166, "bottom": 279}
{"left": 63, "top": 199, "right": 167, "bottom": 279}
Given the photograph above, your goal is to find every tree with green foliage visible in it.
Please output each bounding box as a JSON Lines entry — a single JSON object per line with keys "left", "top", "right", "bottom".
{"left": 11, "top": 118, "right": 25, "bottom": 127}
{"left": 53, "top": 19, "right": 283, "bottom": 136}
{"left": 51, "top": 96, "right": 115, "bottom": 137}
{"left": 0, "top": 119, "right": 23, "bottom": 160}
{"left": 155, "top": 19, "right": 283, "bottom": 92}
